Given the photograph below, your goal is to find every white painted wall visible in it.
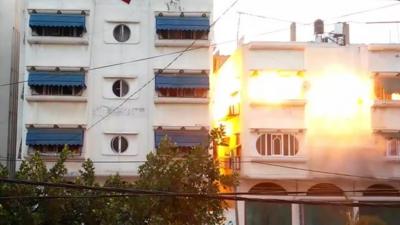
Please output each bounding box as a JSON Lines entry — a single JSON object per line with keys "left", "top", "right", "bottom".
{"left": 0, "top": 0, "right": 21, "bottom": 166}
{"left": 235, "top": 43, "right": 400, "bottom": 225}
{"left": 21, "top": 0, "right": 212, "bottom": 176}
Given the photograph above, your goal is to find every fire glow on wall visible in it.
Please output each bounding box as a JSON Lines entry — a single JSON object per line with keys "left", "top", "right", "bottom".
{"left": 211, "top": 48, "right": 376, "bottom": 175}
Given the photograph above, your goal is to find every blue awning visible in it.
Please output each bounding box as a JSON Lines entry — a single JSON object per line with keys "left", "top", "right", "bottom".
{"left": 28, "top": 72, "right": 86, "bottom": 87}
{"left": 26, "top": 128, "right": 84, "bottom": 146}
{"left": 29, "top": 13, "right": 85, "bottom": 28}
{"left": 155, "top": 75, "right": 209, "bottom": 89}
{"left": 156, "top": 16, "right": 210, "bottom": 31}
{"left": 155, "top": 130, "right": 209, "bottom": 147}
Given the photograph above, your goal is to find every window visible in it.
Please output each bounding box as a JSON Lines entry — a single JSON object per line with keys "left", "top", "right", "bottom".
{"left": 245, "top": 183, "right": 291, "bottom": 225}
{"left": 302, "top": 183, "right": 349, "bottom": 225}
{"left": 374, "top": 76, "right": 400, "bottom": 101}
{"left": 387, "top": 138, "right": 400, "bottom": 157}
{"left": 28, "top": 72, "right": 86, "bottom": 96}
{"left": 112, "top": 79, "right": 129, "bottom": 97}
{"left": 26, "top": 128, "right": 84, "bottom": 156}
{"left": 154, "top": 129, "right": 209, "bottom": 151}
{"left": 29, "top": 145, "right": 81, "bottom": 156}
{"left": 157, "top": 88, "right": 208, "bottom": 98}
{"left": 256, "top": 133, "right": 299, "bottom": 156}
{"left": 32, "top": 27, "right": 84, "bottom": 37}
{"left": 157, "top": 30, "right": 208, "bottom": 40}
{"left": 307, "top": 183, "right": 343, "bottom": 196}
{"left": 155, "top": 74, "right": 209, "bottom": 98}
{"left": 31, "top": 86, "right": 83, "bottom": 96}
{"left": 29, "top": 13, "right": 86, "bottom": 37}
{"left": 360, "top": 184, "right": 400, "bottom": 225}
{"left": 228, "top": 103, "right": 240, "bottom": 116}
{"left": 113, "top": 24, "right": 131, "bottom": 42}
{"left": 111, "top": 136, "right": 128, "bottom": 153}
{"left": 363, "top": 184, "right": 399, "bottom": 196}
{"left": 155, "top": 16, "right": 210, "bottom": 40}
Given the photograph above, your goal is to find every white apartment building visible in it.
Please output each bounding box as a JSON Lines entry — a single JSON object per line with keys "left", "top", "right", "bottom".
{"left": 212, "top": 42, "right": 400, "bottom": 225}
{"left": 20, "top": 0, "right": 212, "bottom": 178}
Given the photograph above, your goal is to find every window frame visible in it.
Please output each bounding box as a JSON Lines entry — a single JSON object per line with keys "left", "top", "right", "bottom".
{"left": 113, "top": 24, "right": 131, "bottom": 42}
{"left": 156, "top": 87, "right": 208, "bottom": 98}
{"left": 112, "top": 79, "right": 130, "bottom": 97}
{"left": 110, "top": 136, "right": 129, "bottom": 154}
{"left": 31, "top": 85, "right": 84, "bottom": 96}
{"left": 157, "top": 30, "right": 209, "bottom": 40}
{"left": 28, "top": 145, "right": 82, "bottom": 156}
{"left": 386, "top": 138, "right": 400, "bottom": 157}
{"left": 31, "top": 26, "right": 84, "bottom": 37}
{"left": 256, "top": 133, "right": 299, "bottom": 157}
{"left": 374, "top": 76, "right": 400, "bottom": 101}
{"left": 155, "top": 73, "right": 209, "bottom": 98}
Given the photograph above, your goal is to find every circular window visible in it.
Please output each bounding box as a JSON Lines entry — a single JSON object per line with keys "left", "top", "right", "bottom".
{"left": 111, "top": 136, "right": 128, "bottom": 153}
{"left": 113, "top": 24, "right": 131, "bottom": 42}
{"left": 112, "top": 79, "right": 129, "bottom": 97}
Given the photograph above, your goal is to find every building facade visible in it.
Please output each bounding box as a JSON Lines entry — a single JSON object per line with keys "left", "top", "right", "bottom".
{"left": 20, "top": 0, "right": 212, "bottom": 178}
{"left": 211, "top": 42, "right": 400, "bottom": 225}
{"left": 0, "top": 0, "right": 23, "bottom": 175}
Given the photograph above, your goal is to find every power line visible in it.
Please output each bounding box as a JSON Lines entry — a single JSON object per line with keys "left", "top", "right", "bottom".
{"left": 1, "top": 178, "right": 400, "bottom": 207}
{"left": 252, "top": 161, "right": 400, "bottom": 182}
{"left": 336, "top": 2, "right": 400, "bottom": 18}
{"left": 212, "top": 0, "right": 239, "bottom": 27}
{"left": 2, "top": 194, "right": 400, "bottom": 208}
{"left": 0, "top": 0, "right": 241, "bottom": 153}
{"left": 0, "top": 2, "right": 241, "bottom": 88}
{"left": 237, "top": 11, "right": 310, "bottom": 25}
{"left": 2, "top": 156, "right": 400, "bottom": 183}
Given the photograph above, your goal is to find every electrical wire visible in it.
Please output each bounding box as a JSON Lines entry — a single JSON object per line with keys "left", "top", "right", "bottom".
{"left": 0, "top": 0, "right": 242, "bottom": 161}
{"left": 1, "top": 178, "right": 400, "bottom": 207}
{"left": 237, "top": 11, "right": 310, "bottom": 25}
{"left": 335, "top": 2, "right": 400, "bottom": 19}
{"left": 0, "top": 0, "right": 239, "bottom": 88}
{"left": 2, "top": 1, "right": 400, "bottom": 187}
{"left": 252, "top": 161, "right": 400, "bottom": 182}
{"left": 1, "top": 156, "right": 400, "bottom": 183}
{"left": 2, "top": 156, "right": 399, "bottom": 183}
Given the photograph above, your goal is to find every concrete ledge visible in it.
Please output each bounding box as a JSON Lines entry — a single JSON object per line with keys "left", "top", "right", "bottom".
{"left": 154, "top": 97, "right": 209, "bottom": 104}
{"left": 250, "top": 100, "right": 306, "bottom": 107}
{"left": 247, "top": 41, "right": 307, "bottom": 50}
{"left": 155, "top": 39, "right": 209, "bottom": 48}
{"left": 26, "top": 96, "right": 87, "bottom": 102}
{"left": 368, "top": 44, "right": 400, "bottom": 51}
{"left": 373, "top": 100, "right": 400, "bottom": 108}
{"left": 250, "top": 157, "right": 307, "bottom": 163}
{"left": 385, "top": 157, "right": 400, "bottom": 162}
{"left": 28, "top": 36, "right": 89, "bottom": 45}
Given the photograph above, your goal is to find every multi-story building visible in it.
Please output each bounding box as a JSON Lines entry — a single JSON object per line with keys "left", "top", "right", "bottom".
{"left": 20, "top": 0, "right": 212, "bottom": 179}
{"left": 0, "top": 0, "right": 23, "bottom": 175}
{"left": 211, "top": 41, "right": 400, "bottom": 225}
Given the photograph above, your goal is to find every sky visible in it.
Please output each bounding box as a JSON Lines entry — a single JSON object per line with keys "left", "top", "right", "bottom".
{"left": 214, "top": 0, "right": 400, "bottom": 54}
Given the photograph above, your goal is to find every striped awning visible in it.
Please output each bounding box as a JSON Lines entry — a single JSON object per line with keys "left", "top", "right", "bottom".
{"left": 155, "top": 130, "right": 209, "bottom": 147}
{"left": 28, "top": 72, "right": 86, "bottom": 87}
{"left": 29, "top": 13, "right": 85, "bottom": 28}
{"left": 26, "top": 128, "right": 84, "bottom": 146}
{"left": 156, "top": 16, "right": 209, "bottom": 31}
{"left": 155, "top": 75, "right": 209, "bottom": 89}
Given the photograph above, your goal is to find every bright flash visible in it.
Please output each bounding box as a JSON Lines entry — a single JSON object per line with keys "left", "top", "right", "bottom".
{"left": 392, "top": 93, "right": 400, "bottom": 100}
{"left": 248, "top": 70, "right": 304, "bottom": 103}
{"left": 305, "top": 67, "right": 373, "bottom": 137}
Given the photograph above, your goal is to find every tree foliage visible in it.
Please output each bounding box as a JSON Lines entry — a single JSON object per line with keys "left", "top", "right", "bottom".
{"left": 135, "top": 139, "right": 236, "bottom": 225}
{"left": 0, "top": 135, "right": 237, "bottom": 225}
